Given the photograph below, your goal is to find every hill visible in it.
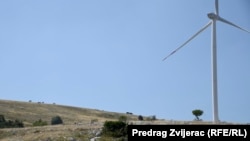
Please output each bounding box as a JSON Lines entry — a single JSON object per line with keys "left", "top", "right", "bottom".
{"left": 0, "top": 99, "right": 237, "bottom": 141}
{"left": 0, "top": 99, "right": 138, "bottom": 126}
{"left": 0, "top": 99, "right": 138, "bottom": 140}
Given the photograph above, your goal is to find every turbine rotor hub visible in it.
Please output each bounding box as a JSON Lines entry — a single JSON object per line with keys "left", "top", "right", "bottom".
{"left": 207, "top": 13, "right": 218, "bottom": 20}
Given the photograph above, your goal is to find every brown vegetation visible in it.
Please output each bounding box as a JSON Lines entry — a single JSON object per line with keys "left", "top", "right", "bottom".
{"left": 0, "top": 99, "right": 137, "bottom": 140}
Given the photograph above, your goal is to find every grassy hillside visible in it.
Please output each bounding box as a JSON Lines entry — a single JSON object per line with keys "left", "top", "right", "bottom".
{"left": 0, "top": 99, "right": 139, "bottom": 140}
{"left": 0, "top": 99, "right": 237, "bottom": 141}
{"left": 0, "top": 99, "right": 138, "bottom": 126}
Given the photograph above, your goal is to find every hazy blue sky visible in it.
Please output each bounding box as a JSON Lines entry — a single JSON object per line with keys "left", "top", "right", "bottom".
{"left": 0, "top": 0, "right": 249, "bottom": 123}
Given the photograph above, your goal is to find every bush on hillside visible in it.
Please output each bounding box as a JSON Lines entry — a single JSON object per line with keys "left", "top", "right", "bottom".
{"left": 0, "top": 115, "right": 6, "bottom": 128}
{"left": 33, "top": 119, "right": 48, "bottom": 126}
{"left": 0, "top": 115, "right": 24, "bottom": 128}
{"left": 51, "top": 116, "right": 63, "bottom": 125}
{"left": 146, "top": 115, "right": 157, "bottom": 121}
{"left": 102, "top": 121, "right": 127, "bottom": 138}
{"left": 118, "top": 115, "right": 127, "bottom": 123}
{"left": 138, "top": 115, "right": 143, "bottom": 121}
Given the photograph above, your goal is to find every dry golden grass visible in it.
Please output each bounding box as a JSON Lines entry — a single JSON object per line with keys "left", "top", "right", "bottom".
{"left": 0, "top": 124, "right": 102, "bottom": 141}
{"left": 0, "top": 99, "right": 236, "bottom": 140}
{"left": 0, "top": 99, "right": 138, "bottom": 126}
{"left": 0, "top": 99, "right": 138, "bottom": 140}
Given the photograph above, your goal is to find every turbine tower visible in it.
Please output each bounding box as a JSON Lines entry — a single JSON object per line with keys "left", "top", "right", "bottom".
{"left": 162, "top": 0, "right": 249, "bottom": 123}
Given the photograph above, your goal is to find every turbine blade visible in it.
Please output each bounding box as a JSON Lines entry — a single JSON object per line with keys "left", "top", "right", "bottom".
{"left": 162, "top": 21, "right": 212, "bottom": 61}
{"left": 215, "top": 0, "right": 219, "bottom": 15}
{"left": 218, "top": 16, "right": 250, "bottom": 33}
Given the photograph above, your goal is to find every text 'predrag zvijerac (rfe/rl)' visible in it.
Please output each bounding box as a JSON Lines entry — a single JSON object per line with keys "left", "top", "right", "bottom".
{"left": 128, "top": 125, "right": 249, "bottom": 140}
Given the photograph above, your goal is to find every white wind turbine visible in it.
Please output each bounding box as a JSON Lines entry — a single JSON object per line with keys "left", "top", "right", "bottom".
{"left": 162, "top": 0, "right": 249, "bottom": 123}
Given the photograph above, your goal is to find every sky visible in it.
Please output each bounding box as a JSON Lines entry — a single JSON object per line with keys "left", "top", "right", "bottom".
{"left": 0, "top": 0, "right": 249, "bottom": 124}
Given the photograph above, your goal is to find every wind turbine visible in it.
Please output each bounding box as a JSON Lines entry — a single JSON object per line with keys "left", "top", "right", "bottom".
{"left": 162, "top": 0, "right": 250, "bottom": 123}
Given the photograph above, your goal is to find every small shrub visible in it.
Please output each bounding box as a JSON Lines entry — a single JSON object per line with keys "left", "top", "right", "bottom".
{"left": 11, "top": 119, "right": 24, "bottom": 128}
{"left": 138, "top": 115, "right": 143, "bottom": 121}
{"left": 118, "top": 116, "right": 127, "bottom": 123}
{"left": 0, "top": 115, "right": 6, "bottom": 128}
{"left": 146, "top": 115, "right": 157, "bottom": 121}
{"left": 33, "top": 119, "right": 48, "bottom": 126}
{"left": 51, "top": 116, "right": 63, "bottom": 125}
{"left": 151, "top": 115, "right": 156, "bottom": 120}
{"left": 0, "top": 115, "right": 24, "bottom": 128}
{"left": 102, "top": 121, "right": 127, "bottom": 138}
{"left": 0, "top": 115, "right": 6, "bottom": 122}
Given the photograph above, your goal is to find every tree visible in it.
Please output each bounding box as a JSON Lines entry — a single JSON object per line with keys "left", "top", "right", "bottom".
{"left": 192, "top": 109, "right": 203, "bottom": 121}
{"left": 51, "top": 116, "right": 63, "bottom": 125}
